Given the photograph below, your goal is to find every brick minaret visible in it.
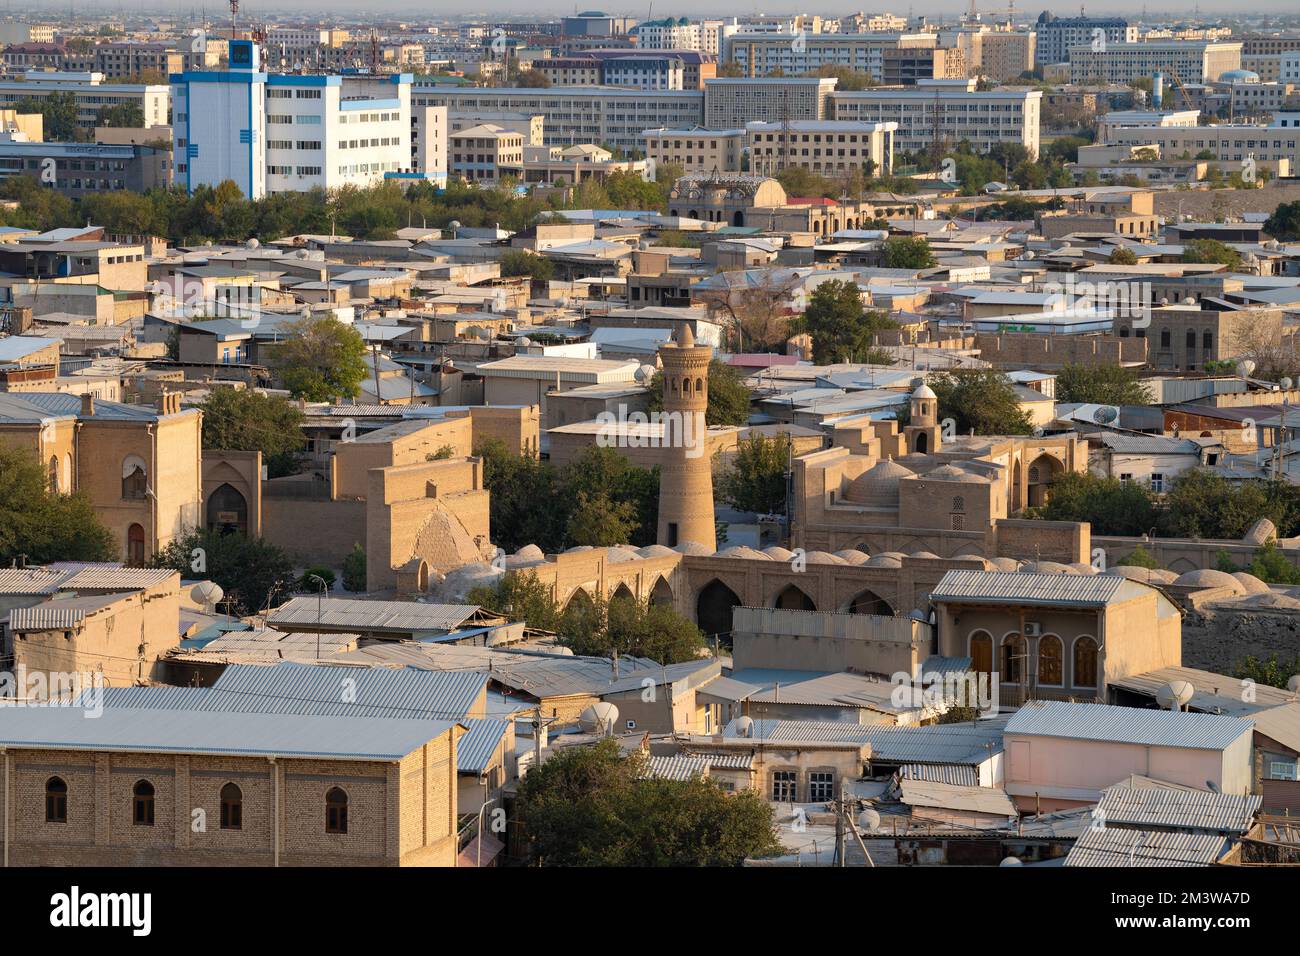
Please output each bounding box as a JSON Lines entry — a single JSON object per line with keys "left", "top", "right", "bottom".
{"left": 656, "top": 324, "right": 716, "bottom": 551}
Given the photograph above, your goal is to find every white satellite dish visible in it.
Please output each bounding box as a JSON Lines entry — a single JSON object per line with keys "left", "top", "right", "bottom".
{"left": 1238, "top": 359, "right": 1257, "bottom": 378}
{"left": 1156, "top": 680, "right": 1195, "bottom": 711}
{"left": 578, "top": 702, "right": 619, "bottom": 735}
{"left": 1092, "top": 406, "right": 1119, "bottom": 425}
{"left": 734, "top": 715, "right": 755, "bottom": 738}
{"left": 1000, "top": 856, "right": 1023, "bottom": 867}
{"left": 1287, "top": 675, "right": 1300, "bottom": 694}
{"left": 857, "top": 808, "right": 881, "bottom": 832}
{"left": 190, "top": 580, "right": 224, "bottom": 613}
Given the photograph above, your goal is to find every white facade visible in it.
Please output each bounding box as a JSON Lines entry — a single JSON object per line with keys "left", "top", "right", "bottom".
{"left": 1283, "top": 52, "right": 1300, "bottom": 85}
{"left": 637, "top": 18, "right": 702, "bottom": 51}
{"left": 0, "top": 72, "right": 169, "bottom": 133}
{"left": 412, "top": 105, "right": 448, "bottom": 184}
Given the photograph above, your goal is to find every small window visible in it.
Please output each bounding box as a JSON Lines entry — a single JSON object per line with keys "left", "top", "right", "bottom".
{"left": 326, "top": 787, "right": 348, "bottom": 834}
{"left": 133, "top": 780, "right": 155, "bottom": 826}
{"left": 772, "top": 770, "right": 797, "bottom": 802}
{"left": 45, "top": 777, "right": 68, "bottom": 823}
{"left": 220, "top": 782, "right": 242, "bottom": 830}
{"left": 808, "top": 772, "right": 834, "bottom": 803}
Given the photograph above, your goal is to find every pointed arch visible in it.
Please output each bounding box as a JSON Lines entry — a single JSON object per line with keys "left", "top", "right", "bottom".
{"left": 649, "top": 575, "right": 673, "bottom": 607}
{"left": 846, "top": 588, "right": 893, "bottom": 616}
{"left": 696, "top": 579, "right": 741, "bottom": 640}
{"left": 773, "top": 583, "right": 816, "bottom": 611}
{"left": 611, "top": 582, "right": 635, "bottom": 605}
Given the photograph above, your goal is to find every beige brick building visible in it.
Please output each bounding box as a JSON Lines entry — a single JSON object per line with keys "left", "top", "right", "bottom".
{"left": 746, "top": 120, "right": 895, "bottom": 179}
{"left": 0, "top": 708, "right": 464, "bottom": 866}
{"left": 643, "top": 126, "right": 744, "bottom": 173}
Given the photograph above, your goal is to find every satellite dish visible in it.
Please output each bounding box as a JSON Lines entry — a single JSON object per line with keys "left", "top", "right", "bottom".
{"left": 578, "top": 702, "right": 619, "bottom": 735}
{"left": 1092, "top": 406, "right": 1119, "bottom": 425}
{"left": 190, "top": 581, "right": 224, "bottom": 613}
{"left": 246, "top": 237, "right": 260, "bottom": 249}
{"left": 1287, "top": 675, "right": 1300, "bottom": 694}
{"left": 518, "top": 336, "right": 532, "bottom": 347}
{"left": 857, "top": 808, "right": 881, "bottom": 832}
{"left": 999, "top": 856, "right": 1023, "bottom": 867}
{"left": 734, "top": 715, "right": 755, "bottom": 738}
{"left": 1237, "top": 359, "right": 1256, "bottom": 377}
{"left": 1283, "top": 378, "right": 1294, "bottom": 390}
{"left": 1156, "top": 680, "right": 1195, "bottom": 711}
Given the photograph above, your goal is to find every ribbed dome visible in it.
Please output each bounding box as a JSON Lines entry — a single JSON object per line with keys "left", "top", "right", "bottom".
{"left": 637, "top": 544, "right": 677, "bottom": 559}
{"left": 843, "top": 459, "right": 914, "bottom": 504}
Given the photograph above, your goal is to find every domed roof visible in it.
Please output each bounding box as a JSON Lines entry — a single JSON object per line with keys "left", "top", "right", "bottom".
{"left": 718, "top": 546, "right": 769, "bottom": 561}
{"left": 843, "top": 459, "right": 914, "bottom": 504}
{"left": 1067, "top": 562, "right": 1099, "bottom": 575}
{"left": 564, "top": 545, "right": 594, "bottom": 553}
{"left": 1106, "top": 565, "right": 1177, "bottom": 585}
{"left": 1231, "top": 572, "right": 1271, "bottom": 594}
{"left": 908, "top": 550, "right": 941, "bottom": 560}
{"left": 637, "top": 544, "right": 677, "bottom": 559}
{"left": 804, "top": 550, "right": 846, "bottom": 565}
{"left": 674, "top": 541, "right": 713, "bottom": 556}
{"left": 912, "top": 383, "right": 937, "bottom": 400}
{"left": 1020, "top": 561, "right": 1073, "bottom": 574}
{"left": 865, "top": 553, "right": 903, "bottom": 568}
{"left": 1221, "top": 69, "right": 1260, "bottom": 82}
{"left": 763, "top": 546, "right": 795, "bottom": 561}
{"left": 925, "top": 464, "right": 989, "bottom": 482}
{"left": 513, "top": 544, "right": 545, "bottom": 561}
{"left": 607, "top": 546, "right": 642, "bottom": 563}
{"left": 834, "top": 549, "right": 871, "bottom": 565}
{"left": 988, "top": 557, "right": 1021, "bottom": 572}
{"left": 1173, "top": 569, "right": 1246, "bottom": 594}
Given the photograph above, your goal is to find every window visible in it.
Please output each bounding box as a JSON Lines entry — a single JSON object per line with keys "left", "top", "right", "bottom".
{"left": 1150, "top": 473, "right": 1165, "bottom": 493}
{"left": 1037, "top": 635, "right": 1063, "bottom": 686}
{"left": 122, "top": 457, "right": 148, "bottom": 499}
{"left": 1002, "top": 634, "right": 1026, "bottom": 683}
{"left": 1073, "top": 636, "right": 1099, "bottom": 689}
{"left": 220, "top": 782, "right": 242, "bottom": 830}
{"left": 772, "top": 770, "right": 797, "bottom": 802}
{"left": 970, "top": 631, "right": 993, "bottom": 676}
{"left": 326, "top": 787, "right": 348, "bottom": 834}
{"left": 133, "top": 780, "right": 155, "bottom": 826}
{"left": 808, "top": 772, "right": 834, "bottom": 802}
{"left": 45, "top": 777, "right": 68, "bottom": 823}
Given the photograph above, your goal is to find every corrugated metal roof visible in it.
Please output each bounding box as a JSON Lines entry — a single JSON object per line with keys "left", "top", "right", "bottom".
{"left": 1064, "top": 828, "right": 1230, "bottom": 867}
{"left": 899, "top": 763, "right": 979, "bottom": 786}
{"left": 7, "top": 594, "right": 123, "bottom": 631}
{"left": 1005, "top": 700, "right": 1253, "bottom": 751}
{"left": 722, "top": 717, "right": 1007, "bottom": 764}
{"left": 266, "top": 597, "right": 480, "bottom": 634}
{"left": 0, "top": 568, "right": 68, "bottom": 595}
{"left": 1098, "top": 433, "right": 1203, "bottom": 455}
{"left": 63, "top": 567, "right": 178, "bottom": 591}
{"left": 931, "top": 570, "right": 1133, "bottom": 608}
{"left": 457, "top": 720, "right": 510, "bottom": 775}
{"left": 899, "top": 780, "right": 1017, "bottom": 817}
{"left": 1098, "top": 784, "right": 1261, "bottom": 834}
{"left": 734, "top": 669, "right": 924, "bottom": 714}
{"left": 641, "top": 754, "right": 711, "bottom": 782}
{"left": 0, "top": 706, "right": 457, "bottom": 761}
{"left": 1110, "top": 666, "right": 1297, "bottom": 716}
{"left": 180, "top": 627, "right": 359, "bottom": 662}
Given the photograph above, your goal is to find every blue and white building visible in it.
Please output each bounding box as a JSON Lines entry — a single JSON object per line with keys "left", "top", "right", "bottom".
{"left": 172, "top": 40, "right": 418, "bottom": 199}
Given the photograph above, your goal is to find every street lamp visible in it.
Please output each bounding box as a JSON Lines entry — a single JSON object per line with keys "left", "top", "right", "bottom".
{"left": 475, "top": 795, "right": 499, "bottom": 868}
{"left": 308, "top": 573, "right": 328, "bottom": 659}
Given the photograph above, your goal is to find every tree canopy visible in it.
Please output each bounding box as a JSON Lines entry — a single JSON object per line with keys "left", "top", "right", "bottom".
{"left": 0, "top": 442, "right": 116, "bottom": 565}
{"left": 269, "top": 314, "right": 369, "bottom": 402}
{"left": 716, "top": 433, "right": 791, "bottom": 515}
{"left": 1264, "top": 201, "right": 1300, "bottom": 242}
{"left": 902, "top": 370, "right": 1033, "bottom": 436}
{"left": 1054, "top": 363, "right": 1152, "bottom": 406}
{"left": 792, "top": 279, "right": 897, "bottom": 365}
{"left": 516, "top": 738, "right": 781, "bottom": 866}
{"left": 198, "top": 389, "right": 306, "bottom": 478}
{"left": 150, "top": 528, "right": 296, "bottom": 616}
{"left": 1181, "top": 238, "right": 1243, "bottom": 269}
{"left": 880, "top": 236, "right": 936, "bottom": 270}
{"left": 648, "top": 358, "right": 751, "bottom": 427}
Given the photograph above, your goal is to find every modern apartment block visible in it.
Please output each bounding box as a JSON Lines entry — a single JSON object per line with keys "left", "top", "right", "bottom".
{"left": 410, "top": 83, "right": 704, "bottom": 153}
{"left": 0, "top": 140, "right": 171, "bottom": 195}
{"left": 746, "top": 120, "right": 896, "bottom": 178}
{"left": 1101, "top": 119, "right": 1300, "bottom": 165}
{"left": 173, "top": 41, "right": 414, "bottom": 199}
{"left": 533, "top": 57, "right": 604, "bottom": 87}
{"left": 882, "top": 46, "right": 967, "bottom": 85}
{"left": 704, "top": 77, "right": 836, "bottom": 129}
{"left": 723, "top": 32, "right": 936, "bottom": 81}
{"left": 636, "top": 17, "right": 703, "bottom": 51}
{"left": 603, "top": 55, "right": 686, "bottom": 91}
{"left": 643, "top": 126, "right": 745, "bottom": 172}
{"left": 449, "top": 124, "right": 524, "bottom": 183}
{"left": 1068, "top": 41, "right": 1243, "bottom": 86}
{"left": 830, "top": 80, "right": 1042, "bottom": 158}
{"left": 1034, "top": 14, "right": 1137, "bottom": 66}
{"left": 410, "top": 105, "right": 448, "bottom": 185}
{"left": 978, "top": 31, "right": 1037, "bottom": 82}
{"left": 0, "top": 72, "right": 170, "bottom": 134}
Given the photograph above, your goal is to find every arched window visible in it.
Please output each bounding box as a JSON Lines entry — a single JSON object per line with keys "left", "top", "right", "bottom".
{"left": 695, "top": 378, "right": 704, "bottom": 393}
{"left": 326, "top": 787, "right": 348, "bottom": 834}
{"left": 1038, "top": 634, "right": 1063, "bottom": 686}
{"left": 48, "top": 456, "right": 59, "bottom": 493}
{"left": 1002, "top": 634, "right": 1026, "bottom": 684}
{"left": 969, "top": 631, "right": 993, "bottom": 676}
{"left": 683, "top": 377, "right": 691, "bottom": 394}
{"left": 220, "top": 782, "right": 242, "bottom": 830}
{"left": 1073, "top": 636, "right": 1099, "bottom": 689}
{"left": 122, "top": 455, "right": 148, "bottom": 499}
{"left": 45, "top": 776, "right": 68, "bottom": 823}
{"left": 132, "top": 780, "right": 155, "bottom": 826}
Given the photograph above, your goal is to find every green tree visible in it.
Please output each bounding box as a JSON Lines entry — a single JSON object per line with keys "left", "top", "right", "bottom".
{"left": 476, "top": 438, "right": 567, "bottom": 553}
{"left": 1157, "top": 470, "right": 1290, "bottom": 540}
{"left": 1108, "top": 246, "right": 1138, "bottom": 265}
{"left": 1181, "top": 238, "right": 1243, "bottom": 269}
{"left": 269, "top": 314, "right": 368, "bottom": 401}
{"left": 716, "top": 433, "right": 791, "bottom": 515}
{"left": 299, "top": 565, "right": 336, "bottom": 591}
{"left": 560, "top": 593, "right": 706, "bottom": 663}
{"left": 198, "top": 389, "right": 306, "bottom": 478}
{"left": 903, "top": 370, "right": 1032, "bottom": 436}
{"left": 1232, "top": 653, "right": 1300, "bottom": 690}
{"left": 1264, "top": 201, "right": 1300, "bottom": 242}
{"left": 95, "top": 101, "right": 145, "bottom": 127}
{"left": 648, "top": 358, "right": 752, "bottom": 427}
{"left": 15, "top": 92, "right": 83, "bottom": 142}
{"left": 0, "top": 442, "right": 116, "bottom": 564}
{"left": 792, "top": 279, "right": 897, "bottom": 364}
{"left": 880, "top": 236, "right": 937, "bottom": 269}
{"left": 559, "top": 445, "right": 660, "bottom": 547}
{"left": 517, "top": 739, "right": 780, "bottom": 866}
{"left": 499, "top": 249, "right": 555, "bottom": 281}
{"left": 566, "top": 491, "right": 640, "bottom": 547}
{"left": 342, "top": 543, "right": 367, "bottom": 592}
{"left": 1116, "top": 545, "right": 1161, "bottom": 569}
{"left": 1246, "top": 542, "right": 1300, "bottom": 585}
{"left": 1055, "top": 363, "right": 1152, "bottom": 405}
{"left": 150, "top": 528, "right": 295, "bottom": 615}
{"left": 1029, "top": 472, "right": 1157, "bottom": 536}
{"left": 469, "top": 569, "right": 562, "bottom": 632}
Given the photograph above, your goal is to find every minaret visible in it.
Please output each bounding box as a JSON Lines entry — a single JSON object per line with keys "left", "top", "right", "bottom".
{"left": 656, "top": 324, "right": 716, "bottom": 551}
{"left": 904, "top": 381, "right": 942, "bottom": 455}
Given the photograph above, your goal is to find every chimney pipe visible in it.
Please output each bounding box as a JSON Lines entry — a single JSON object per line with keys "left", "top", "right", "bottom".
{"left": 80, "top": 394, "right": 94, "bottom": 417}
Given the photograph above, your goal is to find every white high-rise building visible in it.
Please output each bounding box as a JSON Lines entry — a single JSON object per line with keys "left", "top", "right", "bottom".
{"left": 172, "top": 40, "right": 417, "bottom": 199}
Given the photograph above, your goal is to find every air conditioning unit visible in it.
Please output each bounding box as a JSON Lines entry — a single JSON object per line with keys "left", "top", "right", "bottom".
{"left": 1023, "top": 622, "right": 1042, "bottom": 637}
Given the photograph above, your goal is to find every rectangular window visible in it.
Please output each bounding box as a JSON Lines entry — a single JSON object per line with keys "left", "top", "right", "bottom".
{"left": 808, "top": 772, "right": 834, "bottom": 803}
{"left": 772, "top": 770, "right": 797, "bottom": 802}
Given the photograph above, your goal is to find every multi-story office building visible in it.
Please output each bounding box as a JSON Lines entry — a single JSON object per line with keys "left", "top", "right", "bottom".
{"left": 700, "top": 19, "right": 739, "bottom": 57}
{"left": 1282, "top": 52, "right": 1300, "bottom": 85}
{"left": 173, "top": 41, "right": 414, "bottom": 198}
{"left": 1231, "top": 82, "right": 1299, "bottom": 118}
{"left": 533, "top": 57, "right": 604, "bottom": 87}
{"left": 1097, "top": 109, "right": 1201, "bottom": 140}
{"left": 1034, "top": 14, "right": 1136, "bottom": 66}
{"left": 562, "top": 12, "right": 639, "bottom": 37}
{"left": 978, "top": 31, "right": 1037, "bottom": 82}
{"left": 0, "top": 72, "right": 170, "bottom": 135}
{"left": 410, "top": 105, "right": 448, "bottom": 185}
{"left": 882, "top": 46, "right": 967, "bottom": 85}
{"left": 830, "top": 80, "right": 1042, "bottom": 158}
{"left": 410, "top": 83, "right": 704, "bottom": 154}
{"left": 643, "top": 126, "right": 745, "bottom": 173}
{"left": 1102, "top": 118, "right": 1300, "bottom": 166}
{"left": 1068, "top": 42, "right": 1243, "bottom": 86}
{"left": 0, "top": 140, "right": 171, "bottom": 196}
{"left": 603, "top": 55, "right": 685, "bottom": 91}
{"left": 450, "top": 111, "right": 544, "bottom": 146}
{"left": 636, "top": 17, "right": 702, "bottom": 51}
{"left": 746, "top": 120, "right": 895, "bottom": 178}
{"left": 704, "top": 77, "right": 836, "bottom": 128}
{"left": 723, "top": 32, "right": 936, "bottom": 81}
{"left": 449, "top": 124, "right": 524, "bottom": 182}
{"left": 1239, "top": 35, "right": 1300, "bottom": 57}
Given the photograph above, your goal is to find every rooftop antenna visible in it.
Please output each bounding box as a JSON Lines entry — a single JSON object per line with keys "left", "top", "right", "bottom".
{"left": 228, "top": 0, "right": 237, "bottom": 40}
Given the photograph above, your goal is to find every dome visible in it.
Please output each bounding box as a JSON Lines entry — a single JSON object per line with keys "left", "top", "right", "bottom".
{"left": 865, "top": 554, "right": 903, "bottom": 568}
{"left": 1243, "top": 518, "right": 1276, "bottom": 547}
{"left": 1173, "top": 569, "right": 1247, "bottom": 594}
{"left": 1221, "top": 69, "right": 1260, "bottom": 83}
{"left": 674, "top": 541, "right": 714, "bottom": 556}
{"left": 1231, "top": 572, "right": 1271, "bottom": 595}
{"left": 637, "top": 544, "right": 677, "bottom": 558}
{"left": 513, "top": 544, "right": 545, "bottom": 561}
{"left": 834, "top": 549, "right": 871, "bottom": 565}
{"left": 763, "top": 546, "right": 795, "bottom": 561}
{"left": 908, "top": 551, "right": 941, "bottom": 560}
{"left": 804, "top": 550, "right": 846, "bottom": 565}
{"left": 988, "top": 557, "right": 1021, "bottom": 572}
{"left": 718, "top": 546, "right": 769, "bottom": 560}
{"left": 1067, "top": 562, "right": 1099, "bottom": 575}
{"left": 564, "top": 545, "right": 595, "bottom": 553}
{"left": 1037, "top": 11, "right": 1055, "bottom": 23}
{"left": 925, "top": 464, "right": 989, "bottom": 482}
{"left": 843, "top": 459, "right": 914, "bottom": 504}
{"left": 1106, "top": 565, "right": 1177, "bottom": 585}
{"left": 606, "top": 546, "right": 642, "bottom": 563}
{"left": 1020, "top": 561, "right": 1073, "bottom": 574}
{"left": 912, "top": 383, "right": 936, "bottom": 400}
